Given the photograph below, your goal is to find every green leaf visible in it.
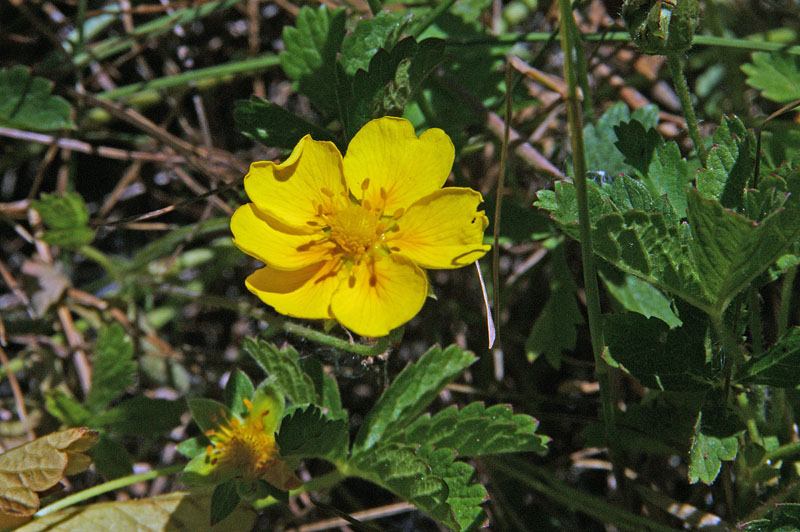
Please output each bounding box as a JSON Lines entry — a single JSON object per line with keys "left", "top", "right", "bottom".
{"left": 348, "top": 443, "right": 454, "bottom": 529}
{"left": 696, "top": 115, "right": 756, "bottom": 211}
{"left": 176, "top": 435, "right": 210, "bottom": 459}
{"left": 89, "top": 434, "right": 132, "bottom": 479}
{"left": 584, "top": 102, "right": 659, "bottom": 177}
{"left": 346, "top": 37, "right": 445, "bottom": 138}
{"left": 94, "top": 396, "right": 185, "bottom": 435}
{"left": 646, "top": 140, "right": 692, "bottom": 218}
{"left": 688, "top": 416, "right": 738, "bottom": 485}
{"left": 0, "top": 66, "right": 74, "bottom": 131}
{"left": 224, "top": 369, "right": 255, "bottom": 419}
{"left": 737, "top": 327, "right": 800, "bottom": 387}
{"left": 740, "top": 503, "right": 800, "bottom": 532}
{"left": 417, "top": 445, "right": 488, "bottom": 532}
{"left": 742, "top": 52, "right": 800, "bottom": 103}
{"left": 688, "top": 186, "right": 800, "bottom": 312}
{"left": 210, "top": 481, "right": 241, "bottom": 526}
{"left": 613, "top": 119, "right": 662, "bottom": 177}
{"left": 276, "top": 405, "right": 348, "bottom": 463}
{"left": 603, "top": 312, "right": 711, "bottom": 391}
{"left": 280, "top": 6, "right": 347, "bottom": 115}
{"left": 353, "top": 344, "right": 477, "bottom": 453}
{"left": 31, "top": 192, "right": 95, "bottom": 249}
{"left": 396, "top": 402, "right": 548, "bottom": 456}
{"left": 242, "top": 338, "right": 317, "bottom": 405}
{"left": 599, "top": 264, "right": 682, "bottom": 328}
{"left": 299, "top": 357, "right": 346, "bottom": 420}
{"left": 525, "top": 244, "right": 583, "bottom": 369}
{"left": 45, "top": 389, "right": 90, "bottom": 426}
{"left": 86, "top": 324, "right": 136, "bottom": 413}
{"left": 340, "top": 11, "right": 412, "bottom": 76}
{"left": 233, "top": 96, "right": 340, "bottom": 150}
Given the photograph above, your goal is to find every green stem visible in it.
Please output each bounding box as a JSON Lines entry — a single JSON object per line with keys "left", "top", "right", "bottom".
{"left": 557, "top": 0, "right": 622, "bottom": 497}
{"left": 35, "top": 464, "right": 184, "bottom": 517}
{"left": 748, "top": 288, "right": 763, "bottom": 356}
{"left": 490, "top": 457, "right": 679, "bottom": 532}
{"left": 736, "top": 391, "right": 763, "bottom": 444}
{"left": 80, "top": 245, "right": 121, "bottom": 283}
{"left": 569, "top": 20, "right": 594, "bottom": 121}
{"left": 410, "top": 0, "right": 458, "bottom": 38}
{"left": 765, "top": 440, "right": 800, "bottom": 462}
{"left": 666, "top": 52, "right": 708, "bottom": 166}
{"left": 779, "top": 264, "right": 797, "bottom": 337}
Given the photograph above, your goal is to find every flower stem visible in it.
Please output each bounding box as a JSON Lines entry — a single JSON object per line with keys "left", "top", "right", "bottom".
{"left": 666, "top": 52, "right": 708, "bottom": 166}
{"left": 410, "top": 0, "right": 458, "bottom": 38}
{"left": 35, "top": 464, "right": 184, "bottom": 517}
{"left": 557, "top": 0, "right": 622, "bottom": 498}
{"left": 779, "top": 264, "right": 797, "bottom": 337}
{"left": 80, "top": 244, "right": 121, "bottom": 283}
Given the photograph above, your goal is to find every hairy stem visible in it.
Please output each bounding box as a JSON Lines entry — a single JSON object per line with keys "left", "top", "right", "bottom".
{"left": 667, "top": 52, "right": 708, "bottom": 166}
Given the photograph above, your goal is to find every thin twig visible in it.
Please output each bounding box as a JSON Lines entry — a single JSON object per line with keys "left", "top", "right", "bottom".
{"left": 0, "top": 345, "right": 34, "bottom": 441}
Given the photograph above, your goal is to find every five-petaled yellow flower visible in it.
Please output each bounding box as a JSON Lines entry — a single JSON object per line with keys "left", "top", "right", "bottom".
{"left": 231, "top": 117, "right": 491, "bottom": 337}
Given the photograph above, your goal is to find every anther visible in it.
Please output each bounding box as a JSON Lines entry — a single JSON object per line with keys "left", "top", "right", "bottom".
{"left": 361, "top": 179, "right": 370, "bottom": 190}
{"left": 321, "top": 187, "right": 334, "bottom": 198}
{"left": 243, "top": 398, "right": 252, "bottom": 409}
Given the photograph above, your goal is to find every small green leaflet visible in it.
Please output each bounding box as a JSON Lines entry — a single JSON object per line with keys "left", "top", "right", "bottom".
{"left": 32, "top": 192, "right": 95, "bottom": 249}
{"left": 0, "top": 66, "right": 74, "bottom": 131}
{"left": 742, "top": 52, "right": 800, "bottom": 103}
{"left": 688, "top": 416, "right": 737, "bottom": 485}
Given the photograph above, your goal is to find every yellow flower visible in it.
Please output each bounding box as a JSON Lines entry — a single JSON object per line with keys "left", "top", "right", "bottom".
{"left": 231, "top": 117, "right": 491, "bottom": 337}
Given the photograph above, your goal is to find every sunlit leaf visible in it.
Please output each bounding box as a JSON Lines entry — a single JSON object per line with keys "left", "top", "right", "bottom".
{"left": 86, "top": 324, "right": 136, "bottom": 413}
{"left": 742, "top": 52, "right": 800, "bottom": 103}
{"left": 276, "top": 405, "right": 348, "bottom": 463}
{"left": 31, "top": 192, "right": 95, "bottom": 249}
{"left": 242, "top": 339, "right": 317, "bottom": 406}
{"left": 688, "top": 418, "right": 737, "bottom": 485}
{"left": 233, "top": 96, "right": 340, "bottom": 150}
{"left": 0, "top": 66, "right": 73, "bottom": 131}
{"left": 339, "top": 11, "right": 412, "bottom": 76}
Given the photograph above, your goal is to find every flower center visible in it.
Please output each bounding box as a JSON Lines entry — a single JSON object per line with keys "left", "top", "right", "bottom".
{"left": 207, "top": 418, "right": 278, "bottom": 479}
{"left": 328, "top": 204, "right": 381, "bottom": 255}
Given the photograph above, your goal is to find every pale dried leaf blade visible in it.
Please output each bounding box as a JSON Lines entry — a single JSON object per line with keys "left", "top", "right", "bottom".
{"left": 0, "top": 428, "right": 98, "bottom": 517}
{"left": 16, "top": 491, "right": 256, "bottom": 532}
{"left": 475, "top": 261, "right": 496, "bottom": 348}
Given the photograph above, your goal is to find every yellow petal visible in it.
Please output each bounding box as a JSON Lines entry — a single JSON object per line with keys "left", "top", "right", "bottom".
{"left": 245, "top": 261, "right": 342, "bottom": 320}
{"left": 245, "top": 136, "right": 349, "bottom": 231}
{"left": 388, "top": 188, "right": 491, "bottom": 269}
{"left": 231, "top": 204, "right": 335, "bottom": 270}
{"left": 343, "top": 117, "right": 454, "bottom": 214}
{"left": 330, "top": 255, "right": 427, "bottom": 337}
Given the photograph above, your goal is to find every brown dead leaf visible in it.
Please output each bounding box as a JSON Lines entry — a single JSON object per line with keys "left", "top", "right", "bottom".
{"left": 0, "top": 427, "right": 98, "bottom": 519}
{"left": 21, "top": 260, "right": 70, "bottom": 317}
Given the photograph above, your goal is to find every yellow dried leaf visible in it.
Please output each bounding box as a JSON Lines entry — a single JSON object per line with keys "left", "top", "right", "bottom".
{"left": 0, "top": 428, "right": 98, "bottom": 518}
{"left": 15, "top": 491, "right": 256, "bottom": 532}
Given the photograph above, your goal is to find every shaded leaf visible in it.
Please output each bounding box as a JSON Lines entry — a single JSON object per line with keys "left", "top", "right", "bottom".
{"left": 89, "top": 435, "right": 132, "bottom": 480}
{"left": 224, "top": 369, "right": 255, "bottom": 419}
{"left": 280, "top": 6, "right": 347, "bottom": 115}
{"left": 94, "top": 396, "right": 184, "bottom": 436}
{"left": 0, "top": 66, "right": 73, "bottom": 131}
{"left": 525, "top": 244, "right": 583, "bottom": 369}
{"left": 86, "top": 324, "right": 135, "bottom": 413}
{"left": 353, "top": 344, "right": 477, "bottom": 453}
{"left": 276, "top": 405, "right": 348, "bottom": 463}
{"left": 737, "top": 327, "right": 800, "bottom": 387}
{"left": 210, "top": 481, "right": 240, "bottom": 527}
{"left": 0, "top": 428, "right": 97, "bottom": 517}
{"left": 233, "top": 96, "right": 340, "bottom": 151}
{"left": 299, "top": 357, "right": 346, "bottom": 420}
{"left": 696, "top": 115, "right": 756, "bottom": 211}
{"left": 614, "top": 119, "right": 662, "bottom": 177}
{"left": 740, "top": 503, "right": 800, "bottom": 532}
{"left": 584, "top": 102, "right": 659, "bottom": 177}
{"left": 742, "top": 52, "right": 800, "bottom": 103}
{"left": 646, "top": 140, "right": 692, "bottom": 218}
{"left": 242, "top": 339, "right": 317, "bottom": 405}
{"left": 688, "top": 417, "right": 737, "bottom": 485}
{"left": 15, "top": 491, "right": 256, "bottom": 532}
{"left": 599, "top": 264, "right": 682, "bottom": 328}
{"left": 45, "top": 390, "right": 90, "bottom": 427}
{"left": 396, "top": 402, "right": 548, "bottom": 457}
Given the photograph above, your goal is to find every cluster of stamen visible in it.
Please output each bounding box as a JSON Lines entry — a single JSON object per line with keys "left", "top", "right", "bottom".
{"left": 204, "top": 400, "right": 278, "bottom": 479}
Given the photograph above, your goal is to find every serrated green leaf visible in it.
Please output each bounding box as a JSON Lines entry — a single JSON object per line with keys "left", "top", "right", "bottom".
{"left": 86, "top": 324, "right": 135, "bottom": 413}
{"left": 584, "top": 102, "right": 659, "bottom": 177}
{"left": 603, "top": 312, "right": 711, "bottom": 391}
{"left": 647, "top": 140, "right": 692, "bottom": 218}
{"left": 599, "top": 264, "right": 682, "bottom": 328}
{"left": 696, "top": 115, "right": 756, "bottom": 211}
{"left": 688, "top": 417, "right": 737, "bottom": 485}
{"left": 280, "top": 6, "right": 347, "bottom": 115}
{"left": 94, "top": 396, "right": 185, "bottom": 435}
{"left": 31, "top": 192, "right": 95, "bottom": 249}
{"left": 740, "top": 503, "right": 800, "bottom": 532}
{"left": 346, "top": 37, "right": 444, "bottom": 138}
{"left": 340, "top": 11, "right": 412, "bottom": 76}
{"left": 417, "top": 445, "right": 488, "bottom": 532}
{"left": 737, "top": 327, "right": 800, "bottom": 387}
{"left": 299, "top": 357, "right": 346, "bottom": 420}
{"left": 242, "top": 339, "right": 317, "bottom": 405}
{"left": 742, "top": 52, "right": 800, "bottom": 103}
{"left": 348, "top": 443, "right": 454, "bottom": 529}
{"left": 396, "top": 402, "right": 548, "bottom": 457}
{"left": 210, "top": 481, "right": 240, "bottom": 526}
{"left": 45, "top": 389, "right": 90, "bottom": 426}
{"left": 276, "top": 405, "right": 348, "bottom": 463}
{"left": 613, "top": 119, "right": 662, "bottom": 177}
{"left": 233, "top": 96, "right": 340, "bottom": 150}
{"left": 225, "top": 369, "right": 255, "bottom": 419}
{"left": 525, "top": 244, "right": 583, "bottom": 369}
{"left": 688, "top": 187, "right": 800, "bottom": 312}
{"left": 89, "top": 434, "right": 132, "bottom": 479}
{"left": 353, "top": 344, "right": 477, "bottom": 453}
{"left": 0, "top": 66, "right": 74, "bottom": 131}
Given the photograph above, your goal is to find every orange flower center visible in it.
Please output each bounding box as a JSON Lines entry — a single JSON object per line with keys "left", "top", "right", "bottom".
{"left": 206, "top": 417, "right": 278, "bottom": 479}
{"left": 328, "top": 204, "right": 382, "bottom": 255}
